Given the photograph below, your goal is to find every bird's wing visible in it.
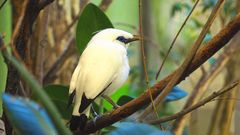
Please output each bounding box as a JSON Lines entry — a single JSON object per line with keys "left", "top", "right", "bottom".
{"left": 68, "top": 63, "right": 81, "bottom": 107}
{"left": 69, "top": 64, "right": 80, "bottom": 94}
{"left": 77, "top": 42, "right": 124, "bottom": 99}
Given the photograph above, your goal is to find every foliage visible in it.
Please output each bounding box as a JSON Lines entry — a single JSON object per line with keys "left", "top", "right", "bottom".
{"left": 109, "top": 122, "right": 172, "bottom": 135}
{"left": 2, "top": 93, "right": 57, "bottom": 135}
{"left": 0, "top": 0, "right": 12, "bottom": 117}
{"left": 171, "top": 2, "right": 191, "bottom": 17}
{"left": 43, "top": 85, "right": 73, "bottom": 119}
{"left": 165, "top": 86, "right": 187, "bottom": 102}
{"left": 76, "top": 3, "right": 113, "bottom": 54}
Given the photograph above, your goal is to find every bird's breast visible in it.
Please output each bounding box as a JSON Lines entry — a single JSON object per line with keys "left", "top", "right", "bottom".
{"left": 103, "top": 56, "right": 130, "bottom": 95}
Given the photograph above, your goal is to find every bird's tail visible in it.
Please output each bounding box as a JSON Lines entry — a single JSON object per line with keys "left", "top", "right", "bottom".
{"left": 69, "top": 107, "right": 90, "bottom": 131}
{"left": 69, "top": 114, "right": 87, "bottom": 131}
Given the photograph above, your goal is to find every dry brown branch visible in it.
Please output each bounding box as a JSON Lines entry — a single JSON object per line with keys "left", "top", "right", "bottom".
{"left": 6, "top": 0, "right": 55, "bottom": 93}
{"left": 138, "top": 0, "right": 158, "bottom": 118}
{"left": 172, "top": 40, "right": 237, "bottom": 134}
{"left": 99, "top": 0, "right": 112, "bottom": 11}
{"left": 147, "top": 81, "right": 239, "bottom": 124}
{"left": 139, "top": 0, "right": 225, "bottom": 119}
{"left": 172, "top": 54, "right": 229, "bottom": 134}
{"left": 217, "top": 34, "right": 240, "bottom": 135}
{"left": 173, "top": 31, "right": 240, "bottom": 134}
{"left": 79, "top": 12, "right": 240, "bottom": 134}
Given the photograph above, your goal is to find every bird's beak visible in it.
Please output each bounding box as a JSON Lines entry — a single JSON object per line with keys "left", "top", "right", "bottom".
{"left": 126, "top": 35, "right": 140, "bottom": 43}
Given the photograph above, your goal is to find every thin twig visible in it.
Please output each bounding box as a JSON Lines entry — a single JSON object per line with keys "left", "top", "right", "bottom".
{"left": 0, "top": 0, "right": 7, "bottom": 10}
{"left": 155, "top": 0, "right": 200, "bottom": 80}
{"left": 139, "top": 0, "right": 225, "bottom": 119}
{"left": 138, "top": 0, "right": 158, "bottom": 118}
{"left": 172, "top": 52, "right": 229, "bottom": 134}
{"left": 147, "top": 81, "right": 239, "bottom": 124}
{"left": 99, "top": 0, "right": 112, "bottom": 11}
{"left": 172, "top": 31, "right": 239, "bottom": 134}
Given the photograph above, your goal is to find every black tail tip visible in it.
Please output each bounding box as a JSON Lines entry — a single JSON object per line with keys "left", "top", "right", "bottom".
{"left": 69, "top": 114, "right": 88, "bottom": 131}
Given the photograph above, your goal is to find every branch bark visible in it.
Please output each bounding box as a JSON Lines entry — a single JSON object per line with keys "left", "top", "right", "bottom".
{"left": 147, "top": 81, "right": 239, "bottom": 124}
{"left": 140, "top": 0, "right": 224, "bottom": 119}
{"left": 99, "top": 0, "right": 112, "bottom": 11}
{"left": 3, "top": 0, "right": 54, "bottom": 134}
{"left": 173, "top": 31, "right": 239, "bottom": 135}
{"left": 81, "top": 12, "right": 240, "bottom": 134}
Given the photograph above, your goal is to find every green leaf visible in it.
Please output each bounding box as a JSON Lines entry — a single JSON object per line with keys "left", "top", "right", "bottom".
{"left": 0, "top": 53, "right": 7, "bottom": 116}
{"left": 0, "top": 0, "right": 12, "bottom": 117}
{"left": 171, "top": 2, "right": 183, "bottom": 16}
{"left": 103, "top": 84, "right": 129, "bottom": 110}
{"left": 109, "top": 122, "right": 172, "bottom": 135}
{"left": 117, "top": 95, "right": 134, "bottom": 106}
{"left": 43, "top": 85, "right": 72, "bottom": 119}
{"left": 76, "top": 3, "right": 113, "bottom": 54}
{"left": 0, "top": 0, "right": 12, "bottom": 44}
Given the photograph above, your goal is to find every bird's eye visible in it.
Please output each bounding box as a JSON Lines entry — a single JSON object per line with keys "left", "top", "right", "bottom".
{"left": 116, "top": 36, "right": 127, "bottom": 43}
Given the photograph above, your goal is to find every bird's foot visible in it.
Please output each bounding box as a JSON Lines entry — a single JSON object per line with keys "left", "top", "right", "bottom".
{"left": 91, "top": 106, "right": 101, "bottom": 126}
{"left": 93, "top": 115, "right": 101, "bottom": 126}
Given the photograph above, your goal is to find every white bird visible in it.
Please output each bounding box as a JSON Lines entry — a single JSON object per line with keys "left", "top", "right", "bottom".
{"left": 68, "top": 28, "right": 139, "bottom": 130}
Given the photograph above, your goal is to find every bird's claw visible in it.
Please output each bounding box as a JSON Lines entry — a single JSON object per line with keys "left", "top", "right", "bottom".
{"left": 93, "top": 115, "right": 100, "bottom": 126}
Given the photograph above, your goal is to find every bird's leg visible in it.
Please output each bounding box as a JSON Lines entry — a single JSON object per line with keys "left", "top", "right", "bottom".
{"left": 101, "top": 95, "right": 120, "bottom": 109}
{"left": 91, "top": 105, "right": 100, "bottom": 126}
{"left": 91, "top": 105, "right": 99, "bottom": 117}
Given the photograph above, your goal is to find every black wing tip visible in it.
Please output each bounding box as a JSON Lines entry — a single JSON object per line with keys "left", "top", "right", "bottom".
{"left": 69, "top": 114, "right": 88, "bottom": 131}
{"left": 67, "top": 90, "right": 76, "bottom": 108}
{"left": 79, "top": 93, "right": 93, "bottom": 113}
{"left": 78, "top": 82, "right": 112, "bottom": 113}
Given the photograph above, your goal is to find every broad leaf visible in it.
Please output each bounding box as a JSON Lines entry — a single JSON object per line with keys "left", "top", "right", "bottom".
{"left": 117, "top": 95, "right": 134, "bottom": 106}
{"left": 165, "top": 86, "right": 187, "bottom": 102}
{"left": 43, "top": 85, "right": 72, "bottom": 119}
{"left": 0, "top": 0, "right": 12, "bottom": 116}
{"left": 76, "top": 3, "right": 113, "bottom": 54}
{"left": 2, "top": 93, "right": 57, "bottom": 135}
{"left": 109, "top": 122, "right": 172, "bottom": 135}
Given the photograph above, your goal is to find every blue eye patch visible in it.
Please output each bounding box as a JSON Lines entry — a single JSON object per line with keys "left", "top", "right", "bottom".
{"left": 116, "top": 36, "right": 128, "bottom": 44}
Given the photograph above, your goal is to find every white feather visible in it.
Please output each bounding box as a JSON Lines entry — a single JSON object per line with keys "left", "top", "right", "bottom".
{"left": 69, "top": 28, "right": 133, "bottom": 116}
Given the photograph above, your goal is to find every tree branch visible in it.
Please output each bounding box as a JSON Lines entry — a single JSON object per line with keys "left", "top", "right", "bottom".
{"left": 38, "top": 0, "right": 54, "bottom": 10}
{"left": 147, "top": 81, "right": 239, "bottom": 124}
{"left": 172, "top": 31, "right": 239, "bottom": 134}
{"left": 139, "top": 0, "right": 224, "bottom": 119}
{"left": 99, "top": 0, "right": 112, "bottom": 11}
{"left": 81, "top": 12, "right": 240, "bottom": 134}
